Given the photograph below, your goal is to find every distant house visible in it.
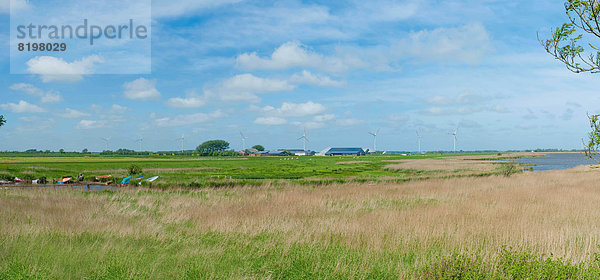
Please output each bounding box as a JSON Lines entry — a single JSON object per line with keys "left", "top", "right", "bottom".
{"left": 263, "top": 150, "right": 291, "bottom": 156}
{"left": 317, "top": 147, "right": 366, "bottom": 156}
{"left": 239, "top": 148, "right": 267, "bottom": 157}
{"left": 239, "top": 148, "right": 262, "bottom": 156}
{"left": 277, "top": 149, "right": 315, "bottom": 156}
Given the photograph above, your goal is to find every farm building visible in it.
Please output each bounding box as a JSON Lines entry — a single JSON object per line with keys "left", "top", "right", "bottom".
{"left": 263, "top": 150, "right": 291, "bottom": 156}
{"left": 277, "top": 149, "right": 315, "bottom": 156}
{"left": 317, "top": 147, "right": 367, "bottom": 156}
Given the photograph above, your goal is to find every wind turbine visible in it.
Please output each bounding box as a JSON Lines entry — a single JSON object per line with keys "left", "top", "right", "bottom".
{"left": 240, "top": 132, "right": 248, "bottom": 151}
{"left": 176, "top": 133, "right": 184, "bottom": 153}
{"left": 448, "top": 126, "right": 459, "bottom": 152}
{"left": 416, "top": 130, "right": 423, "bottom": 154}
{"left": 100, "top": 137, "right": 111, "bottom": 151}
{"left": 368, "top": 128, "right": 380, "bottom": 153}
{"left": 297, "top": 127, "right": 309, "bottom": 151}
{"left": 135, "top": 135, "right": 144, "bottom": 151}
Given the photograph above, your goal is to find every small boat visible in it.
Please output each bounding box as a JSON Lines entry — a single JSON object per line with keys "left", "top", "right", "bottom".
{"left": 14, "top": 177, "right": 22, "bottom": 182}
{"left": 139, "top": 176, "right": 158, "bottom": 185}
{"left": 58, "top": 177, "right": 72, "bottom": 184}
{"left": 134, "top": 176, "right": 144, "bottom": 180}
{"left": 146, "top": 176, "right": 158, "bottom": 182}
{"left": 95, "top": 175, "right": 112, "bottom": 180}
{"left": 121, "top": 176, "right": 132, "bottom": 185}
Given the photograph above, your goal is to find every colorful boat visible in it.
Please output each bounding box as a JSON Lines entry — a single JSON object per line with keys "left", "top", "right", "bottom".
{"left": 58, "top": 177, "right": 72, "bottom": 184}
{"left": 95, "top": 175, "right": 112, "bottom": 180}
{"left": 121, "top": 176, "right": 132, "bottom": 185}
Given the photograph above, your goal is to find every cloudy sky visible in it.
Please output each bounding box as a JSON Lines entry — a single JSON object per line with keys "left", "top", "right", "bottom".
{"left": 0, "top": 0, "right": 598, "bottom": 152}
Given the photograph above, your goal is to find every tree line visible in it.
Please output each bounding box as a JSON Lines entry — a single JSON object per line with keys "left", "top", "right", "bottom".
{"left": 0, "top": 115, "right": 266, "bottom": 156}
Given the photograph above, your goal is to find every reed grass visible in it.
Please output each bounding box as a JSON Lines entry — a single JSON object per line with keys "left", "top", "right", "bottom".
{"left": 2, "top": 165, "right": 600, "bottom": 278}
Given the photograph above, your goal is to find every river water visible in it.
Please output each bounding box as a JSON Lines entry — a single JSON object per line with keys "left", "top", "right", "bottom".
{"left": 508, "top": 153, "right": 598, "bottom": 171}
{"left": 2, "top": 185, "right": 117, "bottom": 191}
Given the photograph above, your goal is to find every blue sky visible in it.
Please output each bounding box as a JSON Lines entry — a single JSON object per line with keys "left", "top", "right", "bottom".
{"left": 0, "top": 0, "right": 598, "bottom": 152}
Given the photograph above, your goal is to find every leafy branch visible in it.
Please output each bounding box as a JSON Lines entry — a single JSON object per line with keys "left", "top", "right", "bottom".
{"left": 540, "top": 0, "right": 600, "bottom": 73}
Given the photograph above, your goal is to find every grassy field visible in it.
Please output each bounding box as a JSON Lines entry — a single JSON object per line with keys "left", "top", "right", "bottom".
{"left": 5, "top": 153, "right": 600, "bottom": 279}
{"left": 0, "top": 152, "right": 522, "bottom": 188}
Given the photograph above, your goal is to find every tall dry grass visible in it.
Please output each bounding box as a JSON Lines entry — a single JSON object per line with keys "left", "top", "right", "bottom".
{"left": 2, "top": 166, "right": 600, "bottom": 263}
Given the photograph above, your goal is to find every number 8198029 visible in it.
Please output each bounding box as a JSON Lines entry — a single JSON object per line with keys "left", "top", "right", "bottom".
{"left": 18, "top": 42, "right": 67, "bottom": 52}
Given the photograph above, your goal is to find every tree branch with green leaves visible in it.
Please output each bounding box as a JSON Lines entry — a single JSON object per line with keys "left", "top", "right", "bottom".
{"left": 585, "top": 114, "right": 600, "bottom": 164}
{"left": 540, "top": 0, "right": 600, "bottom": 73}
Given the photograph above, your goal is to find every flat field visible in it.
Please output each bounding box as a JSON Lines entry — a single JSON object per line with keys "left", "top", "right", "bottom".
{"left": 0, "top": 153, "right": 520, "bottom": 187}
{"left": 3, "top": 153, "right": 600, "bottom": 279}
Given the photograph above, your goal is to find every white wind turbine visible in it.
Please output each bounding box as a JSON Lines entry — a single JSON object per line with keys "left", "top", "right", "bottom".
{"left": 100, "top": 137, "right": 111, "bottom": 151}
{"left": 416, "top": 130, "right": 423, "bottom": 154}
{"left": 135, "top": 135, "right": 144, "bottom": 152}
{"left": 297, "top": 127, "right": 309, "bottom": 151}
{"left": 368, "top": 128, "right": 380, "bottom": 153}
{"left": 448, "top": 126, "right": 459, "bottom": 152}
{"left": 176, "top": 133, "right": 184, "bottom": 153}
{"left": 240, "top": 132, "right": 248, "bottom": 151}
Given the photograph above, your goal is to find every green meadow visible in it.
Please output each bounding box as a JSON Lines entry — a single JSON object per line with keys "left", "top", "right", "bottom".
{"left": 0, "top": 153, "right": 510, "bottom": 188}
{"left": 4, "top": 153, "right": 597, "bottom": 279}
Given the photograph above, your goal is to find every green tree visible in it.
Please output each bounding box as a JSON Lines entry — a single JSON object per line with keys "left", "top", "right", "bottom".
{"left": 541, "top": 1, "right": 600, "bottom": 73}
{"left": 252, "top": 145, "right": 265, "bottom": 151}
{"left": 82, "top": 148, "right": 88, "bottom": 154}
{"left": 584, "top": 114, "right": 600, "bottom": 163}
{"left": 128, "top": 164, "right": 142, "bottom": 175}
{"left": 0, "top": 115, "right": 5, "bottom": 128}
{"left": 59, "top": 149, "right": 65, "bottom": 153}
{"left": 196, "top": 140, "right": 230, "bottom": 155}
{"left": 541, "top": 2, "right": 600, "bottom": 162}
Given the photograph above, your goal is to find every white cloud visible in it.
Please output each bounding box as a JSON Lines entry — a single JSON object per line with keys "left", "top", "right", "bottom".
{"left": 235, "top": 25, "right": 491, "bottom": 75}
{"left": 352, "top": 0, "right": 419, "bottom": 22}
{"left": 422, "top": 106, "right": 485, "bottom": 116}
{"left": 254, "top": 117, "right": 288, "bottom": 125}
{"left": 9, "top": 83, "right": 63, "bottom": 103}
{"left": 0, "top": 0, "right": 30, "bottom": 14}
{"left": 61, "top": 108, "right": 91, "bottom": 119}
{"left": 154, "top": 110, "right": 225, "bottom": 127}
{"left": 76, "top": 120, "right": 107, "bottom": 130}
{"left": 393, "top": 23, "right": 493, "bottom": 64}
{"left": 26, "top": 55, "right": 103, "bottom": 83}
{"left": 237, "top": 41, "right": 323, "bottom": 70}
{"left": 9, "top": 83, "right": 41, "bottom": 95}
{"left": 40, "top": 92, "right": 63, "bottom": 103}
{"left": 262, "top": 101, "right": 327, "bottom": 117}
{"left": 152, "top": 0, "right": 241, "bottom": 18}
{"left": 123, "top": 78, "right": 161, "bottom": 100}
{"left": 212, "top": 73, "right": 295, "bottom": 102}
{"left": 110, "top": 104, "right": 129, "bottom": 112}
{"left": 289, "top": 113, "right": 337, "bottom": 129}
{"left": 289, "top": 70, "right": 345, "bottom": 87}
{"left": 313, "top": 114, "right": 335, "bottom": 122}
{"left": 291, "top": 120, "right": 327, "bottom": 129}
{"left": 491, "top": 105, "right": 509, "bottom": 114}
{"left": 422, "top": 92, "right": 508, "bottom": 116}
{"left": 389, "top": 114, "right": 409, "bottom": 122}
{"left": 0, "top": 100, "right": 46, "bottom": 113}
{"left": 166, "top": 91, "right": 207, "bottom": 108}
{"left": 336, "top": 118, "right": 364, "bottom": 126}
{"left": 426, "top": 92, "right": 486, "bottom": 106}
{"left": 236, "top": 41, "right": 356, "bottom": 73}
